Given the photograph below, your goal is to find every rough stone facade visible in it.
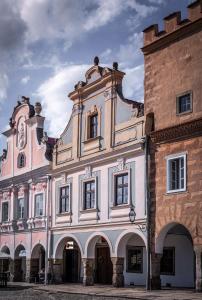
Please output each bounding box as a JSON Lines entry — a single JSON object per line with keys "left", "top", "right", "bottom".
{"left": 142, "top": 0, "right": 202, "bottom": 291}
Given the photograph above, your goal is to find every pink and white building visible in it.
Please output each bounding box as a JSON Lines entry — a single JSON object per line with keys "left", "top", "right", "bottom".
{"left": 0, "top": 97, "right": 55, "bottom": 282}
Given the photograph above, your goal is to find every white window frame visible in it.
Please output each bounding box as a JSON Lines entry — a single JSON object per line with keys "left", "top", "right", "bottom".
{"left": 35, "top": 193, "right": 44, "bottom": 217}
{"left": 176, "top": 91, "right": 192, "bottom": 115}
{"left": 1, "top": 201, "right": 9, "bottom": 223}
{"left": 166, "top": 153, "right": 186, "bottom": 193}
{"left": 17, "top": 198, "right": 25, "bottom": 220}
{"left": 112, "top": 169, "right": 131, "bottom": 206}
{"left": 58, "top": 184, "right": 71, "bottom": 214}
{"left": 82, "top": 178, "right": 97, "bottom": 211}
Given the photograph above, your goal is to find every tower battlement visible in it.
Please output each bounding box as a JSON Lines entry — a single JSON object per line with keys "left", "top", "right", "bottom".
{"left": 142, "top": 0, "right": 202, "bottom": 51}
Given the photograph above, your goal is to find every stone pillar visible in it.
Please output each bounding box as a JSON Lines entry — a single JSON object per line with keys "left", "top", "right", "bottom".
{"left": 52, "top": 259, "right": 63, "bottom": 283}
{"left": 82, "top": 258, "right": 95, "bottom": 286}
{"left": 194, "top": 246, "right": 202, "bottom": 292}
{"left": 9, "top": 259, "right": 14, "bottom": 282}
{"left": 111, "top": 257, "right": 124, "bottom": 287}
{"left": 26, "top": 258, "right": 31, "bottom": 282}
{"left": 151, "top": 253, "right": 162, "bottom": 289}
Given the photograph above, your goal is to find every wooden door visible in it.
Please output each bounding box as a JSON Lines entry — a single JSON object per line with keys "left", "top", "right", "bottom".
{"left": 95, "top": 246, "right": 113, "bottom": 284}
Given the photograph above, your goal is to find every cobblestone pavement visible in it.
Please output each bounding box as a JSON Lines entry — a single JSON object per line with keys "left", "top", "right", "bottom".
{"left": 0, "top": 283, "right": 201, "bottom": 300}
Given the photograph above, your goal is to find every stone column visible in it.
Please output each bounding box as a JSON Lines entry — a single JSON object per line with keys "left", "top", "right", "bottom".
{"left": 26, "top": 258, "right": 31, "bottom": 282}
{"left": 52, "top": 259, "right": 63, "bottom": 283}
{"left": 82, "top": 258, "right": 95, "bottom": 286}
{"left": 111, "top": 257, "right": 124, "bottom": 287}
{"left": 9, "top": 259, "right": 14, "bottom": 282}
{"left": 194, "top": 246, "right": 202, "bottom": 292}
{"left": 151, "top": 253, "right": 162, "bottom": 289}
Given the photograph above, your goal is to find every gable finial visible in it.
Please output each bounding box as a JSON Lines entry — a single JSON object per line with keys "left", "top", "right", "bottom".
{"left": 113, "top": 62, "right": 118, "bottom": 70}
{"left": 94, "top": 56, "right": 99, "bottom": 66}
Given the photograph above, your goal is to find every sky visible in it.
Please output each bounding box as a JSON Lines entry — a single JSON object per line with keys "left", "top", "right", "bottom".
{"left": 0, "top": 0, "right": 191, "bottom": 152}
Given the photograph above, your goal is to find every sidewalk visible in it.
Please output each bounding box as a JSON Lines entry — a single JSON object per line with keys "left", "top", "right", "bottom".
{"left": 7, "top": 282, "right": 202, "bottom": 300}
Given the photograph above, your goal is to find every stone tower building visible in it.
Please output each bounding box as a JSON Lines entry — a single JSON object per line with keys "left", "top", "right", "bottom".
{"left": 142, "top": 0, "right": 202, "bottom": 291}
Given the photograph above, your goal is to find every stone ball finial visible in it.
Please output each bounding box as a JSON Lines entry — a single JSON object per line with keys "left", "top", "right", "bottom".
{"left": 21, "top": 96, "right": 30, "bottom": 104}
{"left": 94, "top": 56, "right": 99, "bottom": 66}
{"left": 113, "top": 62, "right": 118, "bottom": 70}
{"left": 35, "top": 102, "right": 42, "bottom": 116}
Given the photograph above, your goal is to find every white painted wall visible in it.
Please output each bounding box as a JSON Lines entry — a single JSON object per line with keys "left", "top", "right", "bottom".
{"left": 52, "top": 154, "right": 145, "bottom": 227}
{"left": 161, "top": 234, "right": 195, "bottom": 288}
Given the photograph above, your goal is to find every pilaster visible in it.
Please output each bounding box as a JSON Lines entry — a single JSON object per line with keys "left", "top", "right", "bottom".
{"left": 194, "top": 245, "right": 202, "bottom": 292}
{"left": 151, "top": 253, "right": 162, "bottom": 289}
{"left": 82, "top": 258, "right": 95, "bottom": 286}
{"left": 111, "top": 257, "right": 124, "bottom": 287}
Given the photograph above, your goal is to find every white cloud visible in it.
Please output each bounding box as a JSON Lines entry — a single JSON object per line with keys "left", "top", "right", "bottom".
{"left": 100, "top": 48, "right": 112, "bottom": 61}
{"left": 35, "top": 62, "right": 144, "bottom": 138}
{"left": 0, "top": 74, "right": 9, "bottom": 104}
{"left": 122, "top": 64, "right": 144, "bottom": 102}
{"left": 117, "top": 32, "right": 143, "bottom": 68}
{"left": 35, "top": 64, "right": 90, "bottom": 137}
{"left": 21, "top": 75, "right": 30, "bottom": 85}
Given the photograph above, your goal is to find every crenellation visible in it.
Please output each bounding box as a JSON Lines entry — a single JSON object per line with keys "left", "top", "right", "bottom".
{"left": 164, "top": 11, "right": 181, "bottom": 33}
{"left": 143, "top": 0, "right": 202, "bottom": 48}
{"left": 188, "top": 0, "right": 202, "bottom": 21}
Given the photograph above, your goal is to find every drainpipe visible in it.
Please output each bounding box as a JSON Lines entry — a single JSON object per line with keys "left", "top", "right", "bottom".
{"left": 145, "top": 135, "right": 151, "bottom": 291}
{"left": 45, "top": 175, "right": 51, "bottom": 285}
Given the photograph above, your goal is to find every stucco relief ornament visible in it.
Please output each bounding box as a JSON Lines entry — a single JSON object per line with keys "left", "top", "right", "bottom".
{"left": 117, "top": 158, "right": 125, "bottom": 171}
{"left": 17, "top": 122, "right": 26, "bottom": 150}
{"left": 85, "top": 166, "right": 92, "bottom": 179}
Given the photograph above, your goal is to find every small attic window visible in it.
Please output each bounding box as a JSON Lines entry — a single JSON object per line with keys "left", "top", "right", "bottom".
{"left": 89, "top": 113, "right": 98, "bottom": 139}
{"left": 17, "top": 153, "right": 26, "bottom": 168}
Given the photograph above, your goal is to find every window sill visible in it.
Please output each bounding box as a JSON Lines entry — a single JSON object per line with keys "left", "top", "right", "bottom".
{"left": 111, "top": 204, "right": 130, "bottom": 210}
{"left": 166, "top": 189, "right": 187, "bottom": 195}
{"left": 83, "top": 136, "right": 101, "bottom": 144}
{"left": 56, "top": 212, "right": 71, "bottom": 217}
{"left": 176, "top": 110, "right": 192, "bottom": 116}
{"left": 80, "top": 208, "right": 98, "bottom": 214}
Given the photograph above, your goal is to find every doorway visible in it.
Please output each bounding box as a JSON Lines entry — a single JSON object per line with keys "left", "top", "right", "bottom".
{"left": 63, "top": 241, "right": 80, "bottom": 283}
{"left": 14, "top": 245, "right": 26, "bottom": 282}
{"left": 95, "top": 241, "right": 113, "bottom": 284}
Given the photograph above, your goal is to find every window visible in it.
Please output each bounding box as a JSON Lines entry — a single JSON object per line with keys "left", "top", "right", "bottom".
{"left": 160, "top": 247, "right": 175, "bottom": 275}
{"left": 89, "top": 114, "right": 98, "bottom": 138}
{"left": 35, "top": 194, "right": 43, "bottom": 217}
{"left": 2, "top": 202, "right": 9, "bottom": 222}
{"left": 127, "top": 246, "right": 143, "bottom": 273}
{"left": 84, "top": 180, "right": 95, "bottom": 209}
{"left": 115, "top": 173, "right": 128, "bottom": 205}
{"left": 17, "top": 153, "right": 26, "bottom": 168}
{"left": 17, "top": 198, "right": 24, "bottom": 219}
{"left": 59, "top": 186, "right": 70, "bottom": 213}
{"left": 167, "top": 154, "right": 186, "bottom": 193}
{"left": 177, "top": 92, "right": 192, "bottom": 114}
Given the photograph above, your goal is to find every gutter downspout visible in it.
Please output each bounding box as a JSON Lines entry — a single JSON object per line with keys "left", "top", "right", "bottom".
{"left": 145, "top": 135, "right": 151, "bottom": 291}
{"left": 44, "top": 175, "right": 51, "bottom": 285}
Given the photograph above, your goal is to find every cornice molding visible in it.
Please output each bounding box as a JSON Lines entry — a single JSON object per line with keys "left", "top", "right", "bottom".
{"left": 150, "top": 117, "right": 202, "bottom": 144}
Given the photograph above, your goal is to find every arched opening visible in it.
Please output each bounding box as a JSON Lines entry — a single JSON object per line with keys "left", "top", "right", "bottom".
{"left": 116, "top": 232, "right": 147, "bottom": 286}
{"left": 55, "top": 237, "right": 82, "bottom": 283}
{"left": 30, "top": 244, "right": 45, "bottom": 282}
{"left": 157, "top": 223, "right": 195, "bottom": 288}
{"left": 14, "top": 245, "right": 26, "bottom": 282}
{"left": 93, "top": 236, "right": 113, "bottom": 284}
{"left": 0, "top": 246, "right": 10, "bottom": 273}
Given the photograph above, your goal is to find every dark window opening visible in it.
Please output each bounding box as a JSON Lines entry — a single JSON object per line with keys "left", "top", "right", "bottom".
{"left": 115, "top": 173, "right": 128, "bottom": 205}
{"left": 89, "top": 114, "right": 98, "bottom": 139}
{"left": 59, "top": 186, "right": 70, "bottom": 213}
{"left": 17, "top": 153, "right": 26, "bottom": 168}
{"left": 2, "top": 202, "right": 9, "bottom": 222}
{"left": 84, "top": 180, "right": 95, "bottom": 209}
{"left": 160, "top": 247, "right": 175, "bottom": 275}
{"left": 177, "top": 93, "right": 192, "bottom": 114}
{"left": 127, "top": 246, "right": 143, "bottom": 273}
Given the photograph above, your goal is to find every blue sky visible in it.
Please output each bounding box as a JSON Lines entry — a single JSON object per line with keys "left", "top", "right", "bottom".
{"left": 0, "top": 0, "right": 191, "bottom": 152}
